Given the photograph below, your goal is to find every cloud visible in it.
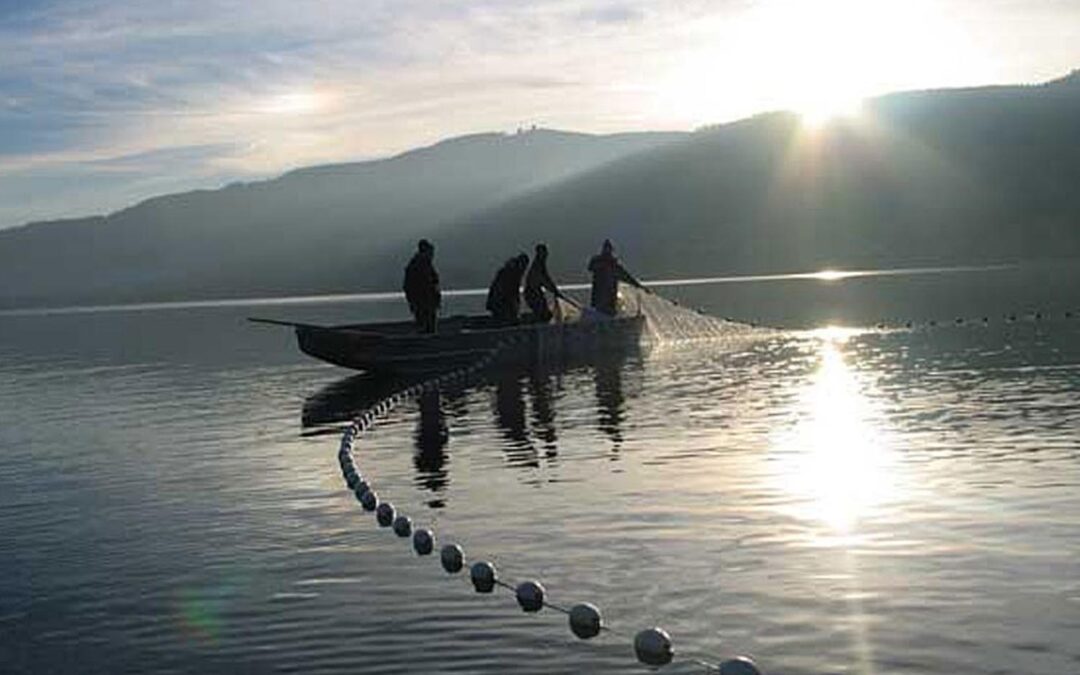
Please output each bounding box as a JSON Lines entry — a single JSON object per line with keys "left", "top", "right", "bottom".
{"left": 578, "top": 3, "right": 646, "bottom": 25}
{"left": 0, "top": 0, "right": 1077, "bottom": 228}
{"left": 0, "top": 1, "right": 673, "bottom": 180}
{"left": 0, "top": 140, "right": 257, "bottom": 226}
{"left": 81, "top": 143, "right": 247, "bottom": 172}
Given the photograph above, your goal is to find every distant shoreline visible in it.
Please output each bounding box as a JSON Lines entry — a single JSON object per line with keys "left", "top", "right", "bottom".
{"left": 0, "top": 263, "right": 1020, "bottom": 317}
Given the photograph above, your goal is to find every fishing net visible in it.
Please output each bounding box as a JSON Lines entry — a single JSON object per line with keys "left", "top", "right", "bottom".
{"left": 624, "top": 283, "right": 761, "bottom": 344}
{"left": 553, "top": 283, "right": 761, "bottom": 345}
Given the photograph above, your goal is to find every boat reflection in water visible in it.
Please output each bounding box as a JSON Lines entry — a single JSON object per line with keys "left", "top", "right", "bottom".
{"left": 492, "top": 369, "right": 537, "bottom": 468}
{"left": 300, "top": 372, "right": 403, "bottom": 432}
{"left": 301, "top": 371, "right": 461, "bottom": 506}
{"left": 593, "top": 355, "right": 626, "bottom": 449}
{"left": 413, "top": 388, "right": 451, "bottom": 507}
{"left": 301, "top": 352, "right": 632, "bottom": 506}
{"left": 527, "top": 367, "right": 559, "bottom": 457}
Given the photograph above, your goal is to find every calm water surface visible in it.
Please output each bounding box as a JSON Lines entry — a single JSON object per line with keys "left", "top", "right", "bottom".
{"left": 2, "top": 264, "right": 1079, "bottom": 674}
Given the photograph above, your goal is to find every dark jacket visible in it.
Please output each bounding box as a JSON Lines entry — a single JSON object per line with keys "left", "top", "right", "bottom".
{"left": 588, "top": 252, "right": 638, "bottom": 315}
{"left": 486, "top": 259, "right": 527, "bottom": 321}
{"left": 525, "top": 256, "right": 559, "bottom": 298}
{"left": 403, "top": 253, "right": 440, "bottom": 310}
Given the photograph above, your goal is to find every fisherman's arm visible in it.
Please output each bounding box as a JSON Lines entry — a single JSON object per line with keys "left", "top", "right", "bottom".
{"left": 541, "top": 269, "right": 563, "bottom": 297}
{"left": 616, "top": 263, "right": 646, "bottom": 290}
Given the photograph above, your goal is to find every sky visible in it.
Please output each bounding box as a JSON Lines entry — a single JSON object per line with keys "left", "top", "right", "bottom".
{"left": 1, "top": 0, "right": 1078, "bottom": 229}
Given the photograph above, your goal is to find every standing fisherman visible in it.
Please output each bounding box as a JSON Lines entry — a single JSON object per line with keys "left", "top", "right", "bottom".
{"left": 524, "top": 243, "right": 566, "bottom": 323}
{"left": 403, "top": 239, "right": 440, "bottom": 333}
{"left": 486, "top": 253, "right": 530, "bottom": 324}
{"left": 587, "top": 239, "right": 645, "bottom": 316}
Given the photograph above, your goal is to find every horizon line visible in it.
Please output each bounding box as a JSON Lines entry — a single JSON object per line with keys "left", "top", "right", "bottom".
{"left": 0, "top": 263, "right": 1019, "bottom": 318}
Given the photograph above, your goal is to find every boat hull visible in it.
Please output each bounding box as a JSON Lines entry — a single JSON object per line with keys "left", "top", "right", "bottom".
{"left": 296, "top": 315, "right": 646, "bottom": 374}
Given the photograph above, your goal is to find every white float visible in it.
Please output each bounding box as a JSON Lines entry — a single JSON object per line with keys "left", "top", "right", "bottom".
{"left": 569, "top": 603, "right": 602, "bottom": 639}
{"left": 470, "top": 561, "right": 496, "bottom": 593}
{"left": 718, "top": 656, "right": 764, "bottom": 675}
{"left": 360, "top": 489, "right": 378, "bottom": 511}
{"left": 392, "top": 515, "right": 412, "bottom": 537}
{"left": 440, "top": 544, "right": 464, "bottom": 573}
{"left": 413, "top": 529, "right": 435, "bottom": 555}
{"left": 515, "top": 580, "right": 545, "bottom": 613}
{"left": 634, "top": 627, "right": 674, "bottom": 666}
{"left": 375, "top": 502, "right": 395, "bottom": 527}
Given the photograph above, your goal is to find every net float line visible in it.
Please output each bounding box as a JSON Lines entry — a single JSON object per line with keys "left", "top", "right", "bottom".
{"left": 333, "top": 329, "right": 765, "bottom": 674}
{"left": 731, "top": 307, "right": 1080, "bottom": 335}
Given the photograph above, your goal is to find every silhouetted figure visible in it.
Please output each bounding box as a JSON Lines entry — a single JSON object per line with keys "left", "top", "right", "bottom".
{"left": 587, "top": 239, "right": 644, "bottom": 316}
{"left": 524, "top": 243, "right": 564, "bottom": 323}
{"left": 522, "top": 245, "right": 565, "bottom": 324}
{"left": 486, "top": 253, "right": 529, "bottom": 324}
{"left": 403, "top": 239, "right": 440, "bottom": 333}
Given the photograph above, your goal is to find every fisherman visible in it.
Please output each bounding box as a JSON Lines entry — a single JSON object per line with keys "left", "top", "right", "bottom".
{"left": 402, "top": 239, "right": 440, "bottom": 333}
{"left": 524, "top": 243, "right": 565, "bottom": 323}
{"left": 587, "top": 239, "right": 645, "bottom": 316}
{"left": 486, "top": 253, "right": 529, "bottom": 324}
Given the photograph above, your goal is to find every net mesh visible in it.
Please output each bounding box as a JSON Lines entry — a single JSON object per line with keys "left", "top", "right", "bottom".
{"left": 623, "top": 283, "right": 761, "bottom": 345}
{"left": 553, "top": 283, "right": 761, "bottom": 345}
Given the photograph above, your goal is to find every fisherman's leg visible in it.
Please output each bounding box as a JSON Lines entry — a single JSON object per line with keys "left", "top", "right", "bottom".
{"left": 524, "top": 290, "right": 547, "bottom": 323}
{"left": 420, "top": 305, "right": 437, "bottom": 333}
{"left": 495, "top": 306, "right": 516, "bottom": 326}
{"left": 533, "top": 300, "right": 552, "bottom": 323}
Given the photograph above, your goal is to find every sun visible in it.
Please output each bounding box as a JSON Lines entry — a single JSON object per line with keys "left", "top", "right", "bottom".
{"left": 796, "top": 91, "right": 865, "bottom": 128}
{"left": 654, "top": 0, "right": 993, "bottom": 130}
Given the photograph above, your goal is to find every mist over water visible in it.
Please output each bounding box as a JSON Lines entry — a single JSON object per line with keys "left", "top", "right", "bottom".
{"left": 2, "top": 264, "right": 1079, "bottom": 674}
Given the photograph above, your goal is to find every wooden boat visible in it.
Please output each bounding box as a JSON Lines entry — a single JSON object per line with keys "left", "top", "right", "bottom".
{"left": 252, "top": 312, "right": 647, "bottom": 375}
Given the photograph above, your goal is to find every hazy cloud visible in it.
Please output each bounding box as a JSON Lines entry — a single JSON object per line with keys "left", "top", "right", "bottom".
{"left": 0, "top": 0, "right": 1078, "bottom": 227}
{"left": 578, "top": 3, "right": 646, "bottom": 25}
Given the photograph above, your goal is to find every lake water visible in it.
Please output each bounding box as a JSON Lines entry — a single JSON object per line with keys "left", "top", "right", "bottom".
{"left": 2, "top": 263, "right": 1079, "bottom": 674}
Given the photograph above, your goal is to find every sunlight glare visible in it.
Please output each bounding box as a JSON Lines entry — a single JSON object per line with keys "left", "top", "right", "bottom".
{"left": 771, "top": 330, "right": 900, "bottom": 536}
{"left": 812, "top": 269, "right": 852, "bottom": 282}
{"left": 797, "top": 93, "right": 864, "bottom": 128}
{"left": 656, "top": 0, "right": 994, "bottom": 127}
{"left": 258, "top": 90, "right": 328, "bottom": 116}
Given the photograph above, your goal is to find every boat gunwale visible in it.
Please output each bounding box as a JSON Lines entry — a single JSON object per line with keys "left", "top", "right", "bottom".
{"left": 320, "top": 313, "right": 643, "bottom": 343}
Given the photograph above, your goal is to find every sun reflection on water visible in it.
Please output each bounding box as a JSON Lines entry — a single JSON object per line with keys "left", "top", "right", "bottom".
{"left": 772, "top": 328, "right": 901, "bottom": 538}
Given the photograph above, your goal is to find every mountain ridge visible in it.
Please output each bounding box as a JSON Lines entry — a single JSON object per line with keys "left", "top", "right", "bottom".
{"left": 0, "top": 128, "right": 682, "bottom": 307}
{"left": 420, "top": 72, "right": 1080, "bottom": 287}
{"left": 2, "top": 71, "right": 1078, "bottom": 309}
